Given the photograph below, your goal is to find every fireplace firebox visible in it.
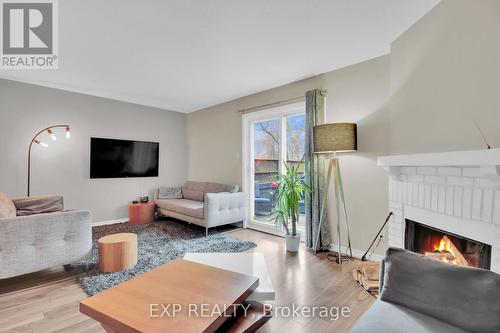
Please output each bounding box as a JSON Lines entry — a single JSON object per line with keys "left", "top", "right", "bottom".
{"left": 405, "top": 219, "right": 491, "bottom": 270}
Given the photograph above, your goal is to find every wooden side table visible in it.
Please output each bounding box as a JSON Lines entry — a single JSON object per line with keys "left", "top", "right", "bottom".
{"left": 98, "top": 233, "right": 138, "bottom": 272}
{"left": 128, "top": 202, "right": 155, "bottom": 225}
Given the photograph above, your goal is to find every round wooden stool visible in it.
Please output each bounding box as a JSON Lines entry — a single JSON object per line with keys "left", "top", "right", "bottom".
{"left": 98, "top": 233, "right": 138, "bottom": 272}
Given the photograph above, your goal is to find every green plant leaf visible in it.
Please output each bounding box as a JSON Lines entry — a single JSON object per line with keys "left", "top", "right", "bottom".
{"left": 268, "top": 157, "right": 311, "bottom": 236}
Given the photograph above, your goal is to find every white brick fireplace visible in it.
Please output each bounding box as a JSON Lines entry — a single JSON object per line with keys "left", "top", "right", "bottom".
{"left": 378, "top": 149, "right": 500, "bottom": 273}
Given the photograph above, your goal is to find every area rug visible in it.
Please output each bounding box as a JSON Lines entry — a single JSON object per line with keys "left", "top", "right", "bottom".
{"left": 70, "top": 220, "right": 256, "bottom": 295}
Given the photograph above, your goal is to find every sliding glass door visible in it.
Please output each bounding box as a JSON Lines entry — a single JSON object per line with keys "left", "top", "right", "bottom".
{"left": 243, "top": 102, "right": 306, "bottom": 236}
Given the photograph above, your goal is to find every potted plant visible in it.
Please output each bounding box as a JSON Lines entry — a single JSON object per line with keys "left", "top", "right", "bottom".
{"left": 270, "top": 161, "right": 311, "bottom": 252}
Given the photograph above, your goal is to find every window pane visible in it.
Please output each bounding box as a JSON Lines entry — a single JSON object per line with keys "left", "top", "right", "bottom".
{"left": 286, "top": 114, "right": 305, "bottom": 162}
{"left": 254, "top": 119, "right": 280, "bottom": 160}
{"left": 286, "top": 113, "right": 306, "bottom": 231}
{"left": 253, "top": 119, "right": 280, "bottom": 221}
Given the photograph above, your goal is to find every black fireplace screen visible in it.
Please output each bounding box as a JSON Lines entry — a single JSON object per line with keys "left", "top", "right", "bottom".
{"left": 405, "top": 219, "right": 491, "bottom": 270}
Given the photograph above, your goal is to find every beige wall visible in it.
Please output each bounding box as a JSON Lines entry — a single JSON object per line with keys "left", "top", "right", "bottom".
{"left": 0, "top": 79, "right": 187, "bottom": 222}
{"left": 188, "top": 56, "right": 391, "bottom": 255}
{"left": 390, "top": 0, "right": 500, "bottom": 153}
{"left": 189, "top": 0, "right": 500, "bottom": 256}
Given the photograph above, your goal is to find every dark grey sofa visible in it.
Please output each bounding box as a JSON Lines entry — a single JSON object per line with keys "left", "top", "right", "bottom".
{"left": 352, "top": 247, "right": 500, "bottom": 333}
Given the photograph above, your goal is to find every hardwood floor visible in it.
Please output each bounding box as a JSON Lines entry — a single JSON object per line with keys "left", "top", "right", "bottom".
{"left": 0, "top": 229, "right": 374, "bottom": 333}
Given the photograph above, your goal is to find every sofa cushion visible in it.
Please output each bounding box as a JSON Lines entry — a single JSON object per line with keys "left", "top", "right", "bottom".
{"left": 182, "top": 181, "right": 206, "bottom": 201}
{"left": 380, "top": 247, "right": 500, "bottom": 333}
{"left": 351, "top": 299, "right": 468, "bottom": 333}
{"left": 12, "top": 195, "right": 64, "bottom": 216}
{"left": 205, "top": 182, "right": 239, "bottom": 194}
{"left": 0, "top": 192, "right": 16, "bottom": 218}
{"left": 181, "top": 181, "right": 240, "bottom": 202}
{"left": 155, "top": 199, "right": 204, "bottom": 219}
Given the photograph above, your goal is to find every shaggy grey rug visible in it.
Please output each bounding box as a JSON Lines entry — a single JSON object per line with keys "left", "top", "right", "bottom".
{"left": 70, "top": 220, "right": 256, "bottom": 295}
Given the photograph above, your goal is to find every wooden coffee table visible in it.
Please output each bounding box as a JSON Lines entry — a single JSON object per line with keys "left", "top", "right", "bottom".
{"left": 80, "top": 259, "right": 270, "bottom": 333}
{"left": 184, "top": 253, "right": 275, "bottom": 301}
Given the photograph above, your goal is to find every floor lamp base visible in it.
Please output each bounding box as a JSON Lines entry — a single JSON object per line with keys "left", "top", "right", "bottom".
{"left": 326, "top": 251, "right": 352, "bottom": 264}
{"left": 313, "top": 156, "right": 354, "bottom": 267}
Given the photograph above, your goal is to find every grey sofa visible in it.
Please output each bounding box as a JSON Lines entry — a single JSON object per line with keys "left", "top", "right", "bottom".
{"left": 0, "top": 194, "right": 93, "bottom": 279}
{"left": 155, "top": 181, "right": 246, "bottom": 235}
{"left": 352, "top": 247, "right": 500, "bottom": 333}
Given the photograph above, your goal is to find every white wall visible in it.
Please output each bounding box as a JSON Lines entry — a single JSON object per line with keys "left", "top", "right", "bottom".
{"left": 188, "top": 56, "right": 391, "bottom": 255}
{"left": 0, "top": 79, "right": 187, "bottom": 222}
{"left": 390, "top": 0, "right": 500, "bottom": 154}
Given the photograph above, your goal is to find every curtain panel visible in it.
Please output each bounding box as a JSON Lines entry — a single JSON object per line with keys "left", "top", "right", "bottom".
{"left": 304, "top": 89, "right": 330, "bottom": 250}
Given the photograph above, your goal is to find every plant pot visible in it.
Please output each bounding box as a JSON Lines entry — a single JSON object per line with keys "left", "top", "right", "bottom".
{"left": 285, "top": 235, "right": 301, "bottom": 252}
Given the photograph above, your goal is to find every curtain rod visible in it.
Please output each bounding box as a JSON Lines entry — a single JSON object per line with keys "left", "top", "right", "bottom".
{"left": 238, "top": 96, "right": 305, "bottom": 114}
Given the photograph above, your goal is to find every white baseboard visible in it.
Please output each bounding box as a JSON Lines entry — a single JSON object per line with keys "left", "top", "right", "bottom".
{"left": 247, "top": 223, "right": 286, "bottom": 237}
{"left": 329, "top": 243, "right": 385, "bottom": 262}
{"left": 93, "top": 218, "right": 128, "bottom": 226}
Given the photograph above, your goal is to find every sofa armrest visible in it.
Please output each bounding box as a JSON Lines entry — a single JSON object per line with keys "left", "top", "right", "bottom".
{"left": 204, "top": 192, "right": 246, "bottom": 227}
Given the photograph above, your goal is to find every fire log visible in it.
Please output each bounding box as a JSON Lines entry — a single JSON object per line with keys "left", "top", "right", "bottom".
{"left": 424, "top": 236, "right": 469, "bottom": 266}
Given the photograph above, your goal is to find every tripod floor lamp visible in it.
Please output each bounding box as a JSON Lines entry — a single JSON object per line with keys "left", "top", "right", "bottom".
{"left": 27, "top": 125, "right": 71, "bottom": 197}
{"left": 313, "top": 123, "right": 357, "bottom": 266}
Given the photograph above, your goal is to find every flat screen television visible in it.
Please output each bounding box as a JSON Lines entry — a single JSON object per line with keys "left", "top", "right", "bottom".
{"left": 90, "top": 137, "right": 159, "bottom": 178}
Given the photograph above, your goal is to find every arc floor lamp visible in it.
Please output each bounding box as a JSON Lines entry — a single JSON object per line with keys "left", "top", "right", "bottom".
{"left": 27, "top": 124, "right": 71, "bottom": 196}
{"left": 313, "top": 122, "right": 357, "bottom": 266}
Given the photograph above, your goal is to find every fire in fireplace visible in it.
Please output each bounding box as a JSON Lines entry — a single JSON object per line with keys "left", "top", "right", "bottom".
{"left": 424, "top": 235, "right": 469, "bottom": 266}
{"left": 405, "top": 219, "right": 491, "bottom": 270}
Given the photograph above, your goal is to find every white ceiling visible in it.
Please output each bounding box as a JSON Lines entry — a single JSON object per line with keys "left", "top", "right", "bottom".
{"left": 0, "top": 0, "right": 439, "bottom": 113}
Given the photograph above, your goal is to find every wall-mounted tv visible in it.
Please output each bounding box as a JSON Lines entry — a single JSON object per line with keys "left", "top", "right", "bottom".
{"left": 90, "top": 137, "right": 159, "bottom": 178}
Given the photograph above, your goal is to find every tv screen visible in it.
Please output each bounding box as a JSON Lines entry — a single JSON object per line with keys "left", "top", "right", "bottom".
{"left": 90, "top": 137, "right": 159, "bottom": 178}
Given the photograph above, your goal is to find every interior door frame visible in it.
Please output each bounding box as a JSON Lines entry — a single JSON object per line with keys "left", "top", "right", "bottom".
{"left": 241, "top": 101, "right": 306, "bottom": 236}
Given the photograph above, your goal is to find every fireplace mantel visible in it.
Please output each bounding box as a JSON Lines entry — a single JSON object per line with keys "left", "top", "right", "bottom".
{"left": 378, "top": 148, "right": 500, "bottom": 166}
{"left": 377, "top": 149, "right": 500, "bottom": 273}
{"left": 378, "top": 149, "right": 500, "bottom": 181}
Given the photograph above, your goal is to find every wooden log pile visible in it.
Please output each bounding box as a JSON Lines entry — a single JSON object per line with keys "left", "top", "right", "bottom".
{"left": 424, "top": 235, "right": 469, "bottom": 266}
{"left": 352, "top": 261, "right": 380, "bottom": 297}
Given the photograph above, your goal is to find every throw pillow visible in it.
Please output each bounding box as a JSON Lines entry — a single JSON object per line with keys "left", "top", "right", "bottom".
{"left": 13, "top": 195, "right": 64, "bottom": 216}
{"left": 157, "top": 186, "right": 183, "bottom": 199}
{"left": 0, "top": 192, "right": 16, "bottom": 218}
{"left": 380, "top": 247, "right": 500, "bottom": 333}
